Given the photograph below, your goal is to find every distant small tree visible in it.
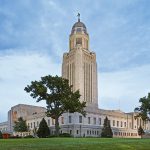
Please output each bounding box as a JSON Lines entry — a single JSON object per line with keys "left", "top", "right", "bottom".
{"left": 0, "top": 131, "right": 3, "bottom": 139}
{"left": 138, "top": 125, "right": 145, "bottom": 138}
{"left": 37, "top": 118, "right": 50, "bottom": 138}
{"left": 101, "top": 116, "right": 113, "bottom": 138}
{"left": 13, "top": 117, "right": 28, "bottom": 133}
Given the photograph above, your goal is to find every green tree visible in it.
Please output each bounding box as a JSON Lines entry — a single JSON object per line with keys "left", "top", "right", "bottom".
{"left": 0, "top": 130, "right": 3, "bottom": 139}
{"left": 24, "top": 75, "right": 86, "bottom": 136}
{"left": 138, "top": 125, "right": 145, "bottom": 138}
{"left": 37, "top": 118, "right": 50, "bottom": 138}
{"left": 101, "top": 116, "right": 113, "bottom": 138}
{"left": 13, "top": 117, "right": 28, "bottom": 133}
{"left": 135, "top": 93, "right": 150, "bottom": 121}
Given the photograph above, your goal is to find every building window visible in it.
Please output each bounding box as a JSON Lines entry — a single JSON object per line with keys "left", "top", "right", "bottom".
{"left": 76, "top": 38, "right": 82, "bottom": 45}
{"left": 124, "top": 122, "right": 126, "bottom": 127}
{"left": 52, "top": 119, "right": 55, "bottom": 125}
{"left": 121, "top": 121, "right": 123, "bottom": 127}
{"left": 77, "top": 130, "right": 79, "bottom": 134}
{"left": 113, "top": 120, "right": 115, "bottom": 126}
{"left": 79, "top": 116, "right": 82, "bottom": 123}
{"left": 69, "top": 116, "right": 72, "bottom": 123}
{"left": 61, "top": 117, "right": 64, "bottom": 124}
{"left": 31, "top": 123, "right": 32, "bottom": 128}
{"left": 48, "top": 119, "right": 50, "bottom": 126}
{"left": 93, "top": 118, "right": 96, "bottom": 124}
{"left": 117, "top": 121, "right": 119, "bottom": 127}
{"left": 34, "top": 122, "right": 35, "bottom": 128}
{"left": 137, "top": 118, "right": 139, "bottom": 126}
{"left": 99, "top": 118, "right": 101, "bottom": 125}
{"left": 88, "top": 117, "right": 91, "bottom": 124}
{"left": 87, "top": 130, "right": 89, "bottom": 135}
{"left": 70, "top": 130, "right": 72, "bottom": 135}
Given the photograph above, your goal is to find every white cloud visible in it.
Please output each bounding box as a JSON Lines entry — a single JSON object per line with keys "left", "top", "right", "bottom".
{"left": 0, "top": 50, "right": 61, "bottom": 122}
{"left": 99, "top": 65, "right": 150, "bottom": 112}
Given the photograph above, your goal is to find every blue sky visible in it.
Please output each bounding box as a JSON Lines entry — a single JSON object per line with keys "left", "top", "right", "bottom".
{"left": 0, "top": 0, "right": 150, "bottom": 122}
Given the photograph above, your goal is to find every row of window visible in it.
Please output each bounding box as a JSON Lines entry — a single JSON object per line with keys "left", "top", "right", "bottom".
{"left": 59, "top": 130, "right": 138, "bottom": 137}
{"left": 28, "top": 116, "right": 132, "bottom": 129}
{"left": 64, "top": 116, "right": 130, "bottom": 128}
{"left": 0, "top": 127, "right": 7, "bottom": 131}
{"left": 28, "top": 119, "right": 52, "bottom": 129}
{"left": 70, "top": 38, "right": 88, "bottom": 50}
{"left": 114, "top": 132, "right": 138, "bottom": 137}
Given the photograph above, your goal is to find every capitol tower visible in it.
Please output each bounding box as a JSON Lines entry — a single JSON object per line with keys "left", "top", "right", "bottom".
{"left": 62, "top": 14, "right": 98, "bottom": 108}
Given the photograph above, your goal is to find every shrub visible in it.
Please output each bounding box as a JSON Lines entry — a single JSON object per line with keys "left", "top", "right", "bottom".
{"left": 24, "top": 135, "right": 34, "bottom": 138}
{"left": 9, "top": 135, "right": 21, "bottom": 139}
{"left": 47, "top": 135, "right": 57, "bottom": 138}
{"left": 0, "top": 131, "right": 3, "bottom": 139}
{"left": 59, "top": 133, "right": 71, "bottom": 137}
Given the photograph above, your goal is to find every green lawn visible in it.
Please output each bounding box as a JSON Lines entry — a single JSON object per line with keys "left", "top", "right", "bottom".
{"left": 0, "top": 138, "right": 150, "bottom": 150}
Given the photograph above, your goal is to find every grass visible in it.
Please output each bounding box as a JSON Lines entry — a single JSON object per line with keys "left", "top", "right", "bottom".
{"left": 0, "top": 138, "right": 150, "bottom": 150}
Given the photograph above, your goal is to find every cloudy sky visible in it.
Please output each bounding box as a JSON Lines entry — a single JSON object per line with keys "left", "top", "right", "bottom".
{"left": 0, "top": 0, "right": 150, "bottom": 122}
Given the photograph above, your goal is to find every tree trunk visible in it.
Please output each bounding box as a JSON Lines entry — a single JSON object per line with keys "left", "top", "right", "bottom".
{"left": 55, "top": 116, "right": 59, "bottom": 137}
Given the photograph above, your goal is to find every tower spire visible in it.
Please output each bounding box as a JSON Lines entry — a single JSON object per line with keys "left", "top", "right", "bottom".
{"left": 77, "top": 13, "right": 80, "bottom": 22}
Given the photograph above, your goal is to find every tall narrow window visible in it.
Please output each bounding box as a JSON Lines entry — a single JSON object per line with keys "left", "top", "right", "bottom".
{"left": 99, "top": 118, "right": 101, "bottom": 125}
{"left": 121, "top": 121, "right": 123, "bottom": 127}
{"left": 117, "top": 121, "right": 119, "bottom": 127}
{"left": 52, "top": 119, "right": 55, "bottom": 125}
{"left": 76, "top": 130, "right": 79, "bottom": 134}
{"left": 48, "top": 119, "right": 50, "bottom": 126}
{"left": 61, "top": 117, "right": 64, "bottom": 124}
{"left": 69, "top": 116, "right": 72, "bottom": 123}
{"left": 124, "top": 122, "right": 126, "bottom": 127}
{"left": 79, "top": 116, "right": 82, "bottom": 123}
{"left": 88, "top": 117, "right": 91, "bottom": 124}
{"left": 70, "top": 130, "right": 72, "bottom": 134}
{"left": 93, "top": 118, "right": 96, "bottom": 124}
{"left": 113, "top": 120, "right": 115, "bottom": 126}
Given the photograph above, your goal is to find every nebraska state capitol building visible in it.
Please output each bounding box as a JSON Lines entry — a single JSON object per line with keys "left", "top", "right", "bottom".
{"left": 1, "top": 16, "right": 150, "bottom": 138}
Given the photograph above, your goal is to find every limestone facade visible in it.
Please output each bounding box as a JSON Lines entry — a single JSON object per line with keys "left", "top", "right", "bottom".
{"left": 0, "top": 122, "right": 8, "bottom": 132}
{"left": 7, "top": 104, "right": 46, "bottom": 132}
